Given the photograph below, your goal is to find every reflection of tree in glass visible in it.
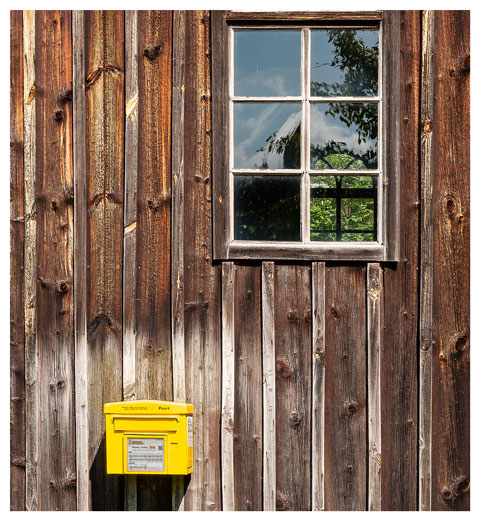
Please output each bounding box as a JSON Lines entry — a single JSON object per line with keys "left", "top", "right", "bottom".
{"left": 311, "top": 140, "right": 376, "bottom": 170}
{"left": 234, "top": 176, "right": 300, "bottom": 241}
{"left": 312, "top": 30, "right": 378, "bottom": 144}
{"left": 256, "top": 124, "right": 301, "bottom": 169}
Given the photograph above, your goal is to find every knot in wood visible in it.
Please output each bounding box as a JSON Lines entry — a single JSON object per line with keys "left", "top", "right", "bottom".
{"left": 276, "top": 357, "right": 292, "bottom": 379}
{"left": 54, "top": 110, "right": 63, "bottom": 121}
{"left": 345, "top": 402, "right": 358, "bottom": 417}
{"left": 59, "top": 85, "right": 73, "bottom": 102}
{"left": 289, "top": 410, "right": 302, "bottom": 427}
{"left": 330, "top": 307, "right": 338, "bottom": 319}
{"left": 423, "top": 118, "right": 433, "bottom": 133}
{"left": 56, "top": 281, "right": 69, "bottom": 294}
{"left": 144, "top": 45, "right": 163, "bottom": 61}
{"left": 50, "top": 199, "right": 59, "bottom": 211}
{"left": 287, "top": 308, "right": 299, "bottom": 322}
{"left": 304, "top": 310, "right": 312, "bottom": 324}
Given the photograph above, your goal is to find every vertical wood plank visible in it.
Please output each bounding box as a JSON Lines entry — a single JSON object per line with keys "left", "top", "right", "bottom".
{"left": 233, "top": 264, "right": 263, "bottom": 510}
{"left": 73, "top": 9, "right": 90, "bottom": 512}
{"left": 381, "top": 9, "right": 420, "bottom": 511}
{"left": 419, "top": 9, "right": 435, "bottom": 512}
{"left": 430, "top": 10, "right": 470, "bottom": 511}
{"left": 122, "top": 9, "right": 139, "bottom": 512}
{"left": 84, "top": 10, "right": 124, "bottom": 510}
{"left": 171, "top": 9, "right": 187, "bottom": 512}
{"left": 183, "top": 10, "right": 222, "bottom": 512}
{"left": 10, "top": 9, "right": 25, "bottom": 512}
{"left": 135, "top": 10, "right": 173, "bottom": 510}
{"left": 367, "top": 263, "right": 382, "bottom": 510}
{"left": 221, "top": 261, "right": 235, "bottom": 511}
{"left": 34, "top": 10, "right": 76, "bottom": 510}
{"left": 275, "top": 264, "right": 311, "bottom": 511}
{"left": 311, "top": 262, "right": 325, "bottom": 511}
{"left": 262, "top": 261, "right": 276, "bottom": 511}
{"left": 23, "top": 9, "right": 37, "bottom": 511}
{"left": 324, "top": 265, "right": 367, "bottom": 511}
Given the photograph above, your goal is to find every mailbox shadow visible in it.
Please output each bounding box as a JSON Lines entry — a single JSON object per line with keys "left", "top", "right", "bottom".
{"left": 89, "top": 435, "right": 191, "bottom": 510}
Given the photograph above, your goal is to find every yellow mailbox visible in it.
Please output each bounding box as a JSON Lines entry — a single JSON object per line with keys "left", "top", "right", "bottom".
{"left": 104, "top": 400, "right": 194, "bottom": 475}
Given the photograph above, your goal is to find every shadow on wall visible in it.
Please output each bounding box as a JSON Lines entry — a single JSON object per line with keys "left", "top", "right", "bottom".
{"left": 89, "top": 436, "right": 190, "bottom": 511}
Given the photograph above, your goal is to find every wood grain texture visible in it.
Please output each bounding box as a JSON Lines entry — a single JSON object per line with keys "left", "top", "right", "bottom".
{"left": 234, "top": 264, "right": 263, "bottom": 510}
{"left": 367, "top": 263, "right": 382, "bottom": 510}
{"left": 262, "top": 261, "right": 276, "bottom": 511}
{"left": 23, "top": 10, "right": 37, "bottom": 511}
{"left": 171, "top": 10, "right": 187, "bottom": 512}
{"left": 381, "top": 10, "right": 420, "bottom": 511}
{"left": 324, "top": 265, "right": 367, "bottom": 511}
{"left": 84, "top": 10, "right": 124, "bottom": 510}
{"left": 275, "top": 264, "right": 311, "bottom": 511}
{"left": 311, "top": 262, "right": 325, "bottom": 511}
{"left": 10, "top": 9, "right": 25, "bottom": 512}
{"left": 430, "top": 10, "right": 470, "bottom": 511}
{"left": 183, "top": 10, "right": 222, "bottom": 512}
{"left": 135, "top": 10, "right": 173, "bottom": 510}
{"left": 225, "top": 11, "right": 382, "bottom": 22}
{"left": 221, "top": 262, "right": 235, "bottom": 511}
{"left": 72, "top": 9, "right": 90, "bottom": 512}
{"left": 419, "top": 9, "right": 435, "bottom": 511}
{"left": 122, "top": 10, "right": 139, "bottom": 512}
{"left": 211, "top": 10, "right": 228, "bottom": 259}
{"left": 34, "top": 10, "right": 76, "bottom": 510}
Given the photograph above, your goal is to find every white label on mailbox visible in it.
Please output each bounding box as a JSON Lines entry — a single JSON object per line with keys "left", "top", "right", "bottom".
{"left": 187, "top": 416, "right": 193, "bottom": 447}
{"left": 127, "top": 438, "right": 164, "bottom": 472}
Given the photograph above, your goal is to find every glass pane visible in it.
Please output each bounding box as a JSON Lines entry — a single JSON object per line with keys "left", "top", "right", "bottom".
{"left": 310, "top": 29, "right": 378, "bottom": 97}
{"left": 310, "top": 175, "right": 376, "bottom": 241}
{"left": 310, "top": 102, "right": 378, "bottom": 169}
{"left": 234, "top": 175, "right": 300, "bottom": 241}
{"left": 234, "top": 103, "right": 301, "bottom": 169}
{"left": 234, "top": 30, "right": 301, "bottom": 97}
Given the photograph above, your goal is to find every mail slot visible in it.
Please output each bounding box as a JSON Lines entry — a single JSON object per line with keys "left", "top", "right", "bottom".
{"left": 104, "top": 400, "right": 194, "bottom": 475}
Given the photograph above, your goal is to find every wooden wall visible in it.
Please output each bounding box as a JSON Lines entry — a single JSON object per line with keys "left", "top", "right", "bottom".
{"left": 10, "top": 10, "right": 469, "bottom": 511}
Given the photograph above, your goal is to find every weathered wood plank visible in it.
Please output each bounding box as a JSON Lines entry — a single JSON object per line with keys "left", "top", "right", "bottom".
{"left": 10, "top": 9, "right": 25, "bottom": 512}
{"left": 381, "top": 9, "right": 420, "bottom": 511}
{"left": 275, "top": 264, "right": 311, "bottom": 511}
{"left": 135, "top": 10, "right": 173, "bottom": 510}
{"left": 84, "top": 10, "right": 124, "bottom": 510}
{"left": 122, "top": 9, "right": 139, "bottom": 512}
{"left": 171, "top": 9, "right": 187, "bottom": 512}
{"left": 419, "top": 9, "right": 435, "bottom": 512}
{"left": 23, "top": 10, "right": 37, "bottom": 511}
{"left": 34, "top": 10, "right": 76, "bottom": 510}
{"left": 430, "top": 10, "right": 470, "bottom": 511}
{"left": 225, "top": 11, "right": 383, "bottom": 22}
{"left": 367, "top": 263, "right": 382, "bottom": 510}
{"left": 183, "top": 10, "right": 222, "bottom": 511}
{"left": 324, "top": 265, "right": 367, "bottom": 511}
{"left": 221, "top": 262, "right": 235, "bottom": 511}
{"left": 311, "top": 262, "right": 325, "bottom": 511}
{"left": 211, "top": 10, "right": 228, "bottom": 259}
{"left": 261, "top": 261, "right": 276, "bottom": 511}
{"left": 234, "top": 264, "right": 263, "bottom": 511}
{"left": 72, "top": 9, "right": 90, "bottom": 512}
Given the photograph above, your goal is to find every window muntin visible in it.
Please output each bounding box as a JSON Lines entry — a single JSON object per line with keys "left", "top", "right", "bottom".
{"left": 229, "top": 25, "right": 381, "bottom": 245}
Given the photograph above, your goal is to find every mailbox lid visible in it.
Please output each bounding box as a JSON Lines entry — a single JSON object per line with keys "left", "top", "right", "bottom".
{"left": 104, "top": 399, "right": 194, "bottom": 415}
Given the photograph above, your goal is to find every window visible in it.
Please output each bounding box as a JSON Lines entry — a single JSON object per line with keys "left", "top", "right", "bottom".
{"left": 212, "top": 11, "right": 400, "bottom": 261}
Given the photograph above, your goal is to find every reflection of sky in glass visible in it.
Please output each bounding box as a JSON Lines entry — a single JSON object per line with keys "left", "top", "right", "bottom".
{"left": 234, "top": 103, "right": 301, "bottom": 169}
{"left": 234, "top": 30, "right": 301, "bottom": 96}
{"left": 310, "top": 29, "right": 378, "bottom": 97}
{"left": 310, "top": 103, "right": 377, "bottom": 169}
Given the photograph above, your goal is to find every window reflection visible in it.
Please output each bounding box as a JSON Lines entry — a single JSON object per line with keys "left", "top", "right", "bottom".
{"left": 310, "top": 175, "right": 377, "bottom": 241}
{"left": 234, "top": 176, "right": 301, "bottom": 241}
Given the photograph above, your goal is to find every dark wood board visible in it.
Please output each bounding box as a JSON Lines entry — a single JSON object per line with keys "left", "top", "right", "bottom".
{"left": 324, "top": 265, "right": 367, "bottom": 511}
{"left": 274, "top": 264, "right": 311, "bottom": 511}
{"left": 381, "top": 9, "right": 420, "bottom": 511}
{"left": 10, "top": 9, "right": 25, "bottom": 512}
{"left": 430, "top": 10, "right": 470, "bottom": 511}
{"left": 135, "top": 10, "right": 174, "bottom": 510}
{"left": 34, "top": 10, "right": 76, "bottom": 510}
{"left": 84, "top": 10, "right": 125, "bottom": 510}
{"left": 183, "top": 10, "right": 223, "bottom": 511}
{"left": 233, "top": 264, "right": 263, "bottom": 510}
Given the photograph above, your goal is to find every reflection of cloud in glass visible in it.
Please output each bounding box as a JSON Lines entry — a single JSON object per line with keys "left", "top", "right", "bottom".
{"left": 234, "top": 103, "right": 301, "bottom": 169}
{"left": 310, "top": 104, "right": 377, "bottom": 168}
{"left": 234, "top": 30, "right": 301, "bottom": 97}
